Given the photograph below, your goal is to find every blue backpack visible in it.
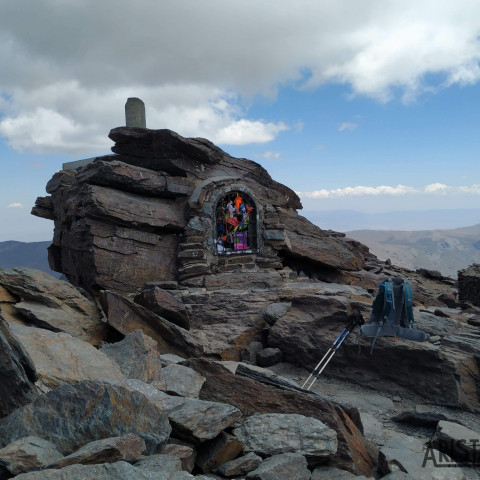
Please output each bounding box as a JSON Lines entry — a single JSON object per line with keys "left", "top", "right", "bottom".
{"left": 359, "top": 277, "right": 429, "bottom": 353}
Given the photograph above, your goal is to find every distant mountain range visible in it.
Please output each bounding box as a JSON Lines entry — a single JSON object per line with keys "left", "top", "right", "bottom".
{"left": 0, "top": 241, "right": 59, "bottom": 277}
{"left": 2, "top": 215, "right": 480, "bottom": 281}
{"left": 346, "top": 223, "right": 480, "bottom": 279}
{"left": 304, "top": 208, "right": 480, "bottom": 232}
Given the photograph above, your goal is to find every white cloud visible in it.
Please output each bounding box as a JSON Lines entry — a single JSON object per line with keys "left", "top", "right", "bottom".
{"left": 7, "top": 202, "right": 23, "bottom": 208}
{"left": 0, "top": 82, "right": 289, "bottom": 153}
{"left": 0, "top": 0, "right": 480, "bottom": 152}
{"left": 297, "top": 183, "right": 480, "bottom": 199}
{"left": 214, "top": 120, "right": 289, "bottom": 146}
{"left": 338, "top": 122, "right": 358, "bottom": 132}
{"left": 262, "top": 151, "right": 282, "bottom": 160}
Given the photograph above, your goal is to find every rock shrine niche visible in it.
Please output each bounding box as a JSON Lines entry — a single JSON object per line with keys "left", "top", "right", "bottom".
{"left": 214, "top": 190, "right": 258, "bottom": 255}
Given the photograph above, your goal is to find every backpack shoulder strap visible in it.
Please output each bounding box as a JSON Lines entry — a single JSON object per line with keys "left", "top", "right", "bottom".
{"left": 403, "top": 281, "right": 415, "bottom": 327}
{"left": 383, "top": 279, "right": 394, "bottom": 323}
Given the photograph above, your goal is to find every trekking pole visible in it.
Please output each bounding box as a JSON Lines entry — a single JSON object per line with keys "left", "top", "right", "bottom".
{"left": 302, "top": 311, "right": 364, "bottom": 391}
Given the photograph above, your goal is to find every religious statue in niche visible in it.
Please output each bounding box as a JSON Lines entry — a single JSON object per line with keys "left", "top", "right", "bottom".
{"left": 215, "top": 191, "right": 255, "bottom": 254}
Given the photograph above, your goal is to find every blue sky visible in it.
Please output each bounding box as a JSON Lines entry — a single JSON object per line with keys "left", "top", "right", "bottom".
{"left": 1, "top": 0, "right": 480, "bottom": 241}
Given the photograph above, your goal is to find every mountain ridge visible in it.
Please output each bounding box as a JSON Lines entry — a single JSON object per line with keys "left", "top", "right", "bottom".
{"left": 346, "top": 223, "right": 480, "bottom": 278}
{"left": 0, "top": 241, "right": 58, "bottom": 277}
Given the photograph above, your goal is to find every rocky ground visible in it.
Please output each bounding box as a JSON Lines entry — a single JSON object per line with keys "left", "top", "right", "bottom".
{"left": 1, "top": 127, "right": 479, "bottom": 479}
{"left": 0, "top": 262, "right": 479, "bottom": 480}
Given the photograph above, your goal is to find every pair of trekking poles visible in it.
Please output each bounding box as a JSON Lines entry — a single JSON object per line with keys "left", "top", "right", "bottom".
{"left": 302, "top": 311, "right": 364, "bottom": 391}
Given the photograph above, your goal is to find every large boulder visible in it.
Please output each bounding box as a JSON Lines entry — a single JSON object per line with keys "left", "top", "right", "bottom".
{"left": 0, "top": 314, "right": 38, "bottom": 419}
{"left": 0, "top": 380, "right": 171, "bottom": 455}
{"left": 0, "top": 268, "right": 106, "bottom": 345}
{"left": 100, "top": 330, "right": 163, "bottom": 383}
{"left": 10, "top": 323, "right": 124, "bottom": 389}
{"left": 233, "top": 413, "right": 337, "bottom": 464}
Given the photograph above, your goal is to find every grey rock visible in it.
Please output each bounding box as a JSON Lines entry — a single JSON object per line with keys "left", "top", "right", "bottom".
{"left": 195, "top": 431, "right": 243, "bottom": 473}
{"left": 161, "top": 443, "right": 196, "bottom": 473}
{"left": 10, "top": 323, "right": 124, "bottom": 390}
{"left": 160, "top": 353, "right": 187, "bottom": 365}
{"left": 392, "top": 410, "right": 451, "bottom": 428}
{"left": 100, "top": 290, "right": 202, "bottom": 358}
{"left": 311, "top": 466, "right": 373, "bottom": 479}
{"left": 12, "top": 461, "right": 164, "bottom": 479}
{"left": 172, "top": 473, "right": 194, "bottom": 480}
{"left": 114, "top": 379, "right": 241, "bottom": 443}
{"left": 215, "top": 452, "right": 262, "bottom": 477}
{"left": 50, "top": 434, "right": 146, "bottom": 468}
{"left": 246, "top": 453, "right": 310, "bottom": 480}
{"left": 125, "top": 97, "right": 146, "bottom": 128}
{"left": 134, "top": 453, "right": 182, "bottom": 477}
{"left": 153, "top": 364, "right": 205, "bottom": 398}
{"left": 100, "top": 330, "right": 163, "bottom": 383}
{"left": 432, "top": 420, "right": 480, "bottom": 464}
{"left": 379, "top": 432, "right": 465, "bottom": 479}
{"left": 262, "top": 303, "right": 291, "bottom": 326}
{"left": 241, "top": 342, "right": 264, "bottom": 364}
{"left": 134, "top": 286, "right": 190, "bottom": 330}
{"left": 0, "top": 267, "right": 106, "bottom": 346}
{"left": 235, "top": 363, "right": 302, "bottom": 392}
{"left": 0, "top": 380, "right": 171, "bottom": 455}
{"left": 0, "top": 315, "right": 38, "bottom": 418}
{"left": 323, "top": 389, "right": 394, "bottom": 415}
{"left": 256, "top": 348, "right": 283, "bottom": 368}
{"left": 381, "top": 473, "right": 417, "bottom": 480}
{"left": 359, "top": 412, "right": 385, "bottom": 445}
{"left": 0, "top": 436, "right": 63, "bottom": 475}
{"left": 262, "top": 229, "right": 285, "bottom": 241}
{"left": 233, "top": 413, "right": 337, "bottom": 464}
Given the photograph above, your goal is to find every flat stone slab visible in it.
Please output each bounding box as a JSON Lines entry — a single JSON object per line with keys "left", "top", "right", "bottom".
{"left": 245, "top": 453, "right": 311, "bottom": 480}
{"left": 233, "top": 413, "right": 337, "bottom": 464}
{"left": 10, "top": 323, "right": 124, "bottom": 390}
{"left": 432, "top": 420, "right": 480, "bottom": 464}
{"left": 113, "top": 379, "right": 241, "bottom": 443}
{"left": 215, "top": 452, "right": 262, "bottom": 477}
{"left": 379, "top": 432, "right": 466, "bottom": 479}
{"left": 133, "top": 453, "right": 182, "bottom": 478}
{"left": 0, "top": 436, "right": 63, "bottom": 475}
{"left": 153, "top": 364, "right": 205, "bottom": 398}
{"left": 50, "top": 434, "right": 146, "bottom": 469}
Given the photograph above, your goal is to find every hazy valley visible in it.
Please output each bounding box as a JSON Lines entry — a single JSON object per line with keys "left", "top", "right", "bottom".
{"left": 347, "top": 223, "right": 480, "bottom": 279}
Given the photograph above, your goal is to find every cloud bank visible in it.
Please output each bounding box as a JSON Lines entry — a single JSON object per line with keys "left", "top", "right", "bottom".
{"left": 1, "top": 0, "right": 480, "bottom": 153}
{"left": 298, "top": 183, "right": 480, "bottom": 199}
